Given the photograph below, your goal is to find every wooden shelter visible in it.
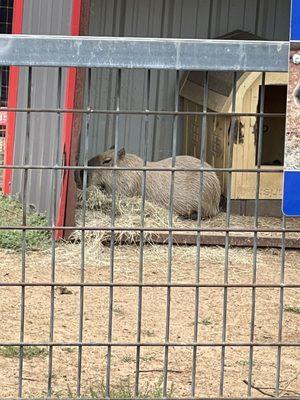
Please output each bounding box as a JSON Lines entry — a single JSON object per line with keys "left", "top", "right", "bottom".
{"left": 180, "top": 31, "right": 287, "bottom": 216}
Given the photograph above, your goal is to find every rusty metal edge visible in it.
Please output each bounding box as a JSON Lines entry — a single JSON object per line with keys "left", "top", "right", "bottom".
{"left": 96, "top": 233, "right": 300, "bottom": 249}
{"left": 149, "top": 233, "right": 300, "bottom": 249}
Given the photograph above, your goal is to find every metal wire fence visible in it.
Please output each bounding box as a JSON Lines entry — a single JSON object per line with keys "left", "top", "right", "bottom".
{"left": 0, "top": 36, "right": 299, "bottom": 400}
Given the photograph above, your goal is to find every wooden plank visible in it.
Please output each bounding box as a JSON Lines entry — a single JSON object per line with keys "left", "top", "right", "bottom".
{"left": 149, "top": 233, "right": 300, "bottom": 248}
{"left": 180, "top": 79, "right": 228, "bottom": 112}
{"left": 98, "top": 232, "right": 300, "bottom": 249}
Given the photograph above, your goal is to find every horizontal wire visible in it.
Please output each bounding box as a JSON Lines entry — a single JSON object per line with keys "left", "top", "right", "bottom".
{"left": 0, "top": 226, "right": 297, "bottom": 232}
{"left": 0, "top": 165, "right": 284, "bottom": 172}
{"left": 0, "top": 341, "right": 298, "bottom": 347}
{"left": 1, "top": 397, "right": 299, "bottom": 400}
{"left": 0, "top": 107, "right": 286, "bottom": 116}
{"left": 0, "top": 282, "right": 298, "bottom": 288}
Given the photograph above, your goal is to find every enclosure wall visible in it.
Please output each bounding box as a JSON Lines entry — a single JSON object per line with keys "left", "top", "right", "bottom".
{"left": 11, "top": 0, "right": 72, "bottom": 217}
{"left": 83, "top": 0, "right": 291, "bottom": 163}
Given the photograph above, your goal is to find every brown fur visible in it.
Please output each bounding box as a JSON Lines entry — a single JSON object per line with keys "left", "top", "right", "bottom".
{"left": 292, "top": 55, "right": 300, "bottom": 107}
{"left": 76, "top": 148, "right": 221, "bottom": 219}
{"left": 293, "top": 79, "right": 300, "bottom": 108}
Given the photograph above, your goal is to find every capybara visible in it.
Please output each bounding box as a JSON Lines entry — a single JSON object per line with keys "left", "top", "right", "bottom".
{"left": 293, "top": 78, "right": 300, "bottom": 107}
{"left": 75, "top": 147, "right": 221, "bottom": 219}
{"left": 292, "top": 54, "right": 300, "bottom": 107}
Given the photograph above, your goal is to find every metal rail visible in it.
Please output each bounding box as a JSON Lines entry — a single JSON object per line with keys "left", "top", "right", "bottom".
{"left": 0, "top": 35, "right": 289, "bottom": 71}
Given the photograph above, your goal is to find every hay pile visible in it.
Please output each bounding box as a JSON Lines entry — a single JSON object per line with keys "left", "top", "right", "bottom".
{"left": 73, "top": 186, "right": 179, "bottom": 245}
{"left": 73, "top": 186, "right": 300, "bottom": 246}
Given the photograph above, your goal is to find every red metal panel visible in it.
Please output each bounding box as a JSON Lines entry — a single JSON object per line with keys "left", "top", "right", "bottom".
{"left": 62, "top": 0, "right": 91, "bottom": 239}
{"left": 3, "top": 0, "right": 89, "bottom": 239}
{"left": 2, "top": 0, "right": 23, "bottom": 194}
{"left": 55, "top": 0, "right": 82, "bottom": 239}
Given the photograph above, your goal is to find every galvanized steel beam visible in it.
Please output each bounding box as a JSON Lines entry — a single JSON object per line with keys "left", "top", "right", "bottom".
{"left": 0, "top": 34, "right": 289, "bottom": 71}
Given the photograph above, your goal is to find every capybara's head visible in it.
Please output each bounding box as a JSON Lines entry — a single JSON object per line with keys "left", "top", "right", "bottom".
{"left": 75, "top": 146, "right": 126, "bottom": 191}
{"left": 93, "top": 146, "right": 126, "bottom": 168}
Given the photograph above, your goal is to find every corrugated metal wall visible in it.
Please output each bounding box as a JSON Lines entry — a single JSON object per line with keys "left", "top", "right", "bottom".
{"left": 83, "top": 0, "right": 290, "bottom": 163}
{"left": 12, "top": 0, "right": 72, "bottom": 219}
{"left": 11, "top": 0, "right": 291, "bottom": 220}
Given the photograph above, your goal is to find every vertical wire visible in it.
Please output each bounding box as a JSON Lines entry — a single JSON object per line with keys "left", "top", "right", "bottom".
{"left": 254, "top": 0, "right": 261, "bottom": 36}
{"left": 207, "top": 0, "right": 214, "bottom": 39}
{"left": 191, "top": 71, "right": 209, "bottom": 397}
{"left": 275, "top": 215, "right": 286, "bottom": 396}
{"left": 104, "top": 0, "right": 118, "bottom": 151}
{"left": 226, "top": 0, "right": 231, "bottom": 34}
{"left": 47, "top": 67, "right": 62, "bottom": 397}
{"left": 219, "top": 71, "right": 237, "bottom": 397}
{"left": 247, "top": 72, "right": 266, "bottom": 396}
{"left": 77, "top": 68, "right": 92, "bottom": 397}
{"left": 18, "top": 66, "right": 32, "bottom": 399}
{"left": 162, "top": 69, "right": 179, "bottom": 397}
{"left": 106, "top": 68, "right": 121, "bottom": 398}
{"left": 151, "top": 0, "right": 166, "bottom": 160}
{"left": 134, "top": 68, "right": 151, "bottom": 397}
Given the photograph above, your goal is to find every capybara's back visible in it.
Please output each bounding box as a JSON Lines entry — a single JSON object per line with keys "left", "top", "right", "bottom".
{"left": 145, "top": 155, "right": 221, "bottom": 219}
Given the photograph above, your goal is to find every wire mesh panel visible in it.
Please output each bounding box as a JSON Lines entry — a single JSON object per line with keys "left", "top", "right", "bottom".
{"left": 0, "top": 36, "right": 299, "bottom": 400}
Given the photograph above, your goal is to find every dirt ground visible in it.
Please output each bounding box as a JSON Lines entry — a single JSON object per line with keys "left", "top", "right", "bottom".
{"left": 0, "top": 242, "right": 299, "bottom": 398}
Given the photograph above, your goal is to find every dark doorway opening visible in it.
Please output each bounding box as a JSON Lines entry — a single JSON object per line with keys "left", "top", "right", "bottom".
{"left": 256, "top": 84, "right": 287, "bottom": 166}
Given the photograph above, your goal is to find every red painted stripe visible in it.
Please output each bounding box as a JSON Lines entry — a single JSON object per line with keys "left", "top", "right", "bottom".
{"left": 55, "top": 0, "right": 82, "bottom": 239}
{"left": 70, "top": 0, "right": 81, "bottom": 35}
{"left": 3, "top": 0, "right": 24, "bottom": 194}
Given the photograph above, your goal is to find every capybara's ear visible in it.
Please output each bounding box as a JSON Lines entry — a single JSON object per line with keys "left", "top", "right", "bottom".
{"left": 118, "top": 148, "right": 126, "bottom": 159}
{"left": 109, "top": 145, "right": 115, "bottom": 150}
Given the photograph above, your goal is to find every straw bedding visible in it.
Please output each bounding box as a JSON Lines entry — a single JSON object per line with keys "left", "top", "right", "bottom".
{"left": 73, "top": 186, "right": 300, "bottom": 246}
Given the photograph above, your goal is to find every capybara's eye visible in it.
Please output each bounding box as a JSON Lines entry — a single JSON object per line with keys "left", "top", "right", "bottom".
{"left": 102, "top": 158, "right": 111, "bottom": 165}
